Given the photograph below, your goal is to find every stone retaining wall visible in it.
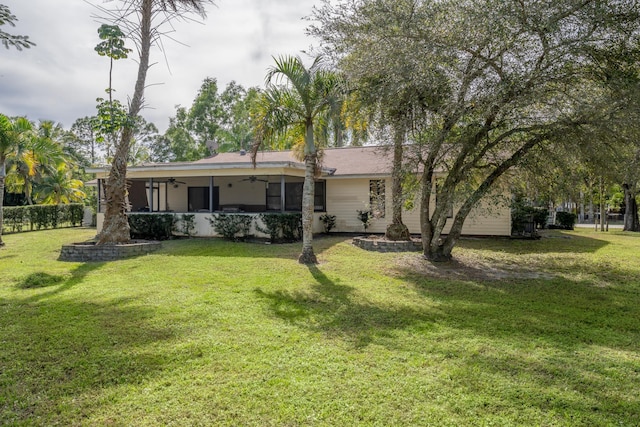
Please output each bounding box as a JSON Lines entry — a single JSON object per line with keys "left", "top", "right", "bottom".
{"left": 59, "top": 241, "right": 161, "bottom": 262}
{"left": 352, "top": 236, "right": 422, "bottom": 253}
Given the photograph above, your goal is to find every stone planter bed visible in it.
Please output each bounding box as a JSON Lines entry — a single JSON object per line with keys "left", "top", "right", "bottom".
{"left": 352, "top": 235, "right": 422, "bottom": 253}
{"left": 59, "top": 240, "right": 161, "bottom": 262}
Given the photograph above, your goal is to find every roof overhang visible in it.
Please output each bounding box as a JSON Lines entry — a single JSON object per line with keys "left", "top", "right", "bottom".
{"left": 87, "top": 161, "right": 337, "bottom": 178}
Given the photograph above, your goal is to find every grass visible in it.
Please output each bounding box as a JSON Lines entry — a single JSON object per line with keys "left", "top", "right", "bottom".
{"left": 0, "top": 228, "right": 638, "bottom": 426}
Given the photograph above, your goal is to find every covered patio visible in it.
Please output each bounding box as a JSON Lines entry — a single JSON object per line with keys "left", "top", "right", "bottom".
{"left": 89, "top": 150, "right": 331, "bottom": 236}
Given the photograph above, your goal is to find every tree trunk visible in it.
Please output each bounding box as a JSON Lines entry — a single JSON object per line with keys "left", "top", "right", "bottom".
{"left": 422, "top": 132, "right": 543, "bottom": 261}
{"left": 419, "top": 164, "right": 436, "bottom": 260}
{"left": 299, "top": 153, "right": 318, "bottom": 264}
{"left": 599, "top": 178, "right": 606, "bottom": 232}
{"left": 97, "top": 0, "right": 152, "bottom": 245}
{"left": 385, "top": 123, "right": 410, "bottom": 241}
{"left": 298, "top": 121, "right": 317, "bottom": 264}
{"left": 0, "top": 160, "right": 6, "bottom": 247}
{"left": 623, "top": 183, "right": 639, "bottom": 231}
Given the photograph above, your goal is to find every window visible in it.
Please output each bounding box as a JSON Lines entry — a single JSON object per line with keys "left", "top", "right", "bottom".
{"left": 285, "top": 182, "right": 303, "bottom": 211}
{"left": 314, "top": 181, "right": 326, "bottom": 211}
{"left": 188, "top": 187, "right": 210, "bottom": 212}
{"left": 266, "top": 183, "right": 281, "bottom": 211}
{"left": 267, "top": 181, "right": 326, "bottom": 212}
{"left": 369, "top": 180, "right": 386, "bottom": 218}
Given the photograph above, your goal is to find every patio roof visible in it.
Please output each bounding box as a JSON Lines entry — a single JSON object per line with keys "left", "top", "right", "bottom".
{"left": 86, "top": 145, "right": 396, "bottom": 178}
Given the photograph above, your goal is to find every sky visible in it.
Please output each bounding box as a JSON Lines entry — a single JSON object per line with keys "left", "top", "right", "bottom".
{"left": 0, "top": 0, "right": 320, "bottom": 132}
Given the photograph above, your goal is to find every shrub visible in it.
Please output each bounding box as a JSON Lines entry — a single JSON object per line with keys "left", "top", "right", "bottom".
{"left": 1, "top": 204, "right": 84, "bottom": 233}
{"left": 511, "top": 198, "right": 548, "bottom": 234}
{"left": 66, "top": 204, "right": 85, "bottom": 226}
{"left": 357, "top": 210, "right": 372, "bottom": 232}
{"left": 176, "top": 214, "right": 196, "bottom": 237}
{"left": 3, "top": 207, "right": 25, "bottom": 232}
{"left": 555, "top": 211, "right": 577, "bottom": 230}
{"left": 128, "top": 213, "right": 175, "bottom": 240}
{"left": 208, "top": 213, "right": 253, "bottom": 241}
{"left": 319, "top": 214, "right": 336, "bottom": 233}
{"left": 27, "top": 204, "right": 58, "bottom": 230}
{"left": 257, "top": 213, "right": 302, "bottom": 243}
{"left": 531, "top": 207, "right": 549, "bottom": 229}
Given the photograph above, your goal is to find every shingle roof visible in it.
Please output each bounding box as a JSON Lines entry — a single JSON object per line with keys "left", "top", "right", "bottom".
{"left": 191, "top": 146, "right": 394, "bottom": 177}
{"left": 88, "top": 145, "right": 397, "bottom": 177}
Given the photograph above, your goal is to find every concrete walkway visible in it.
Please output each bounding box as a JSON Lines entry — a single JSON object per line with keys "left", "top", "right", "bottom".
{"left": 575, "top": 223, "right": 623, "bottom": 229}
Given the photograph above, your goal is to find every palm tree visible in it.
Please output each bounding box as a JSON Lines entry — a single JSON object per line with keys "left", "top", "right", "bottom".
{"left": 34, "top": 165, "right": 85, "bottom": 205}
{"left": 0, "top": 115, "right": 33, "bottom": 247}
{"left": 97, "top": 0, "right": 212, "bottom": 245}
{"left": 5, "top": 120, "right": 67, "bottom": 205}
{"left": 254, "top": 55, "right": 343, "bottom": 264}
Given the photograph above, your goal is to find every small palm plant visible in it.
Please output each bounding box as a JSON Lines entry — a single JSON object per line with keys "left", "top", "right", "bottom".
{"left": 356, "top": 209, "right": 372, "bottom": 232}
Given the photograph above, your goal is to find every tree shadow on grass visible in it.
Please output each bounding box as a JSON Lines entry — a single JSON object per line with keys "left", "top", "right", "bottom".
{"left": 458, "top": 231, "right": 610, "bottom": 255}
{"left": 0, "top": 293, "right": 179, "bottom": 425}
{"left": 255, "top": 264, "right": 439, "bottom": 349}
{"left": 15, "top": 263, "right": 104, "bottom": 302}
{"left": 256, "top": 259, "right": 639, "bottom": 423}
{"left": 159, "top": 236, "right": 349, "bottom": 260}
{"left": 394, "top": 259, "right": 639, "bottom": 352}
{"left": 393, "top": 266, "right": 640, "bottom": 423}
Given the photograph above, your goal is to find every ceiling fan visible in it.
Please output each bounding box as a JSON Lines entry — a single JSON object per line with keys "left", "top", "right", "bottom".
{"left": 240, "top": 175, "right": 268, "bottom": 183}
{"left": 168, "top": 177, "right": 186, "bottom": 185}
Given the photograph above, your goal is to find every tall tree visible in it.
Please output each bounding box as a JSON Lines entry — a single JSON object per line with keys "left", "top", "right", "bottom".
{"left": 128, "top": 116, "right": 161, "bottom": 164}
{"left": 0, "top": 115, "right": 33, "bottom": 246}
{"left": 163, "top": 106, "right": 200, "bottom": 161}
{"left": 0, "top": 4, "right": 34, "bottom": 50}
{"left": 217, "top": 83, "right": 260, "bottom": 152}
{"left": 590, "top": 42, "right": 640, "bottom": 231}
{"left": 5, "top": 120, "right": 67, "bottom": 205}
{"left": 187, "top": 77, "right": 224, "bottom": 151}
{"left": 94, "top": 23, "right": 132, "bottom": 159}
{"left": 163, "top": 79, "right": 261, "bottom": 158}
{"left": 34, "top": 165, "right": 85, "bottom": 205}
{"left": 315, "top": 0, "right": 640, "bottom": 261}
{"left": 68, "top": 116, "right": 102, "bottom": 165}
{"left": 253, "top": 55, "right": 343, "bottom": 264}
{"left": 96, "top": 0, "right": 212, "bottom": 245}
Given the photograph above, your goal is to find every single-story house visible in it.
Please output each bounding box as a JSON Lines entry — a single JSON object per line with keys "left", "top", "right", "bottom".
{"left": 88, "top": 146, "right": 511, "bottom": 237}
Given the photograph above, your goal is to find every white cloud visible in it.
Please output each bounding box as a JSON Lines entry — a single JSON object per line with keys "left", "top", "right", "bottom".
{"left": 0, "top": 0, "right": 318, "bottom": 131}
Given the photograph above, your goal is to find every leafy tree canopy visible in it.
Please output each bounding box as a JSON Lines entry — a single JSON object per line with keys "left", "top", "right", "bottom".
{"left": 313, "top": 0, "right": 640, "bottom": 260}
{"left": 0, "top": 4, "right": 34, "bottom": 50}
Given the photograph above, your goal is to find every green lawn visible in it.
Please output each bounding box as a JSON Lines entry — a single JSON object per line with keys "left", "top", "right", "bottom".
{"left": 0, "top": 228, "right": 638, "bottom": 426}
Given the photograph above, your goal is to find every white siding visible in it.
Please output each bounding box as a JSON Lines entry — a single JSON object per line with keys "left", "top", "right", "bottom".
{"left": 96, "top": 176, "right": 511, "bottom": 237}
{"left": 326, "top": 177, "right": 511, "bottom": 236}
{"left": 97, "top": 212, "right": 311, "bottom": 238}
{"left": 325, "top": 178, "right": 390, "bottom": 233}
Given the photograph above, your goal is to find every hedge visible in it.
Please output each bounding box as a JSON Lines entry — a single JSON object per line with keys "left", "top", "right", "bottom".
{"left": 208, "top": 213, "right": 254, "bottom": 241}
{"left": 2, "top": 204, "right": 84, "bottom": 233}
{"left": 256, "top": 213, "right": 302, "bottom": 243}
{"left": 128, "top": 214, "right": 176, "bottom": 240}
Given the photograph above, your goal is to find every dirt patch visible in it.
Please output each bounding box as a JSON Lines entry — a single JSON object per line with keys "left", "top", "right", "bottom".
{"left": 393, "top": 252, "right": 554, "bottom": 282}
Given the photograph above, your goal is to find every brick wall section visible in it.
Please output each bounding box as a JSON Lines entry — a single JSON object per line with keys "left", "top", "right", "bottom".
{"left": 352, "top": 237, "right": 422, "bottom": 253}
{"left": 59, "top": 241, "right": 162, "bottom": 262}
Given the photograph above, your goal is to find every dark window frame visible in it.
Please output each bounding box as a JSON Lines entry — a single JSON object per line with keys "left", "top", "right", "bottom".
{"left": 267, "top": 181, "right": 326, "bottom": 212}
{"left": 188, "top": 186, "right": 210, "bottom": 212}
